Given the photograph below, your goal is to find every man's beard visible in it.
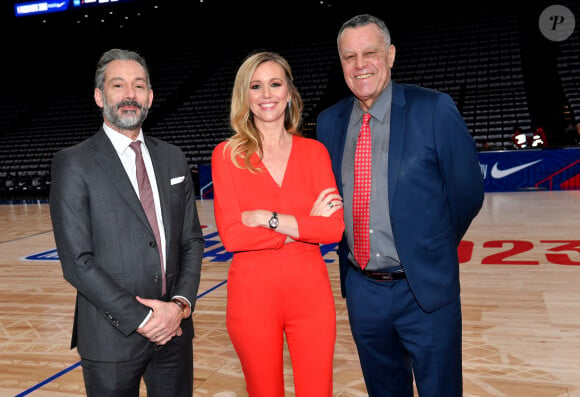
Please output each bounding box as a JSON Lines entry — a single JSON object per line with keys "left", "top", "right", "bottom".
{"left": 103, "top": 98, "right": 149, "bottom": 130}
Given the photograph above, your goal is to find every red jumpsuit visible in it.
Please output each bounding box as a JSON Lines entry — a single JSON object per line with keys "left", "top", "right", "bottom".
{"left": 212, "top": 136, "right": 344, "bottom": 397}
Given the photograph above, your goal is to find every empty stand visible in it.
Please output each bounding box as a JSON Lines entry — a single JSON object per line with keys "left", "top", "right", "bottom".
{"left": 556, "top": 3, "right": 580, "bottom": 123}
{"left": 392, "top": 10, "right": 532, "bottom": 149}
{"left": 0, "top": 3, "right": 577, "bottom": 200}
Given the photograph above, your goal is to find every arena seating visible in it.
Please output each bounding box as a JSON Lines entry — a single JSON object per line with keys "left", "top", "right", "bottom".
{"left": 556, "top": 3, "right": 580, "bottom": 124}
{"left": 0, "top": 2, "right": 577, "bottom": 199}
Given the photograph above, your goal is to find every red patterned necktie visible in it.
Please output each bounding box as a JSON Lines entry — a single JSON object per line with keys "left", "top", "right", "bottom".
{"left": 353, "top": 113, "right": 372, "bottom": 269}
{"left": 129, "top": 141, "right": 166, "bottom": 295}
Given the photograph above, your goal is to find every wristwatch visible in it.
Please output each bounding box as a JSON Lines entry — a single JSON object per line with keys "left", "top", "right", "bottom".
{"left": 172, "top": 297, "right": 191, "bottom": 319}
{"left": 268, "top": 212, "right": 279, "bottom": 229}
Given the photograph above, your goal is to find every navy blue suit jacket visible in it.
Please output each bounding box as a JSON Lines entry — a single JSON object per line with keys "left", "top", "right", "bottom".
{"left": 316, "top": 82, "right": 484, "bottom": 313}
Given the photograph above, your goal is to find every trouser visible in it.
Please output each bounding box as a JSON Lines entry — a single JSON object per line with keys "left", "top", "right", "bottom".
{"left": 346, "top": 266, "right": 462, "bottom": 397}
{"left": 81, "top": 338, "right": 193, "bottom": 397}
{"left": 226, "top": 254, "right": 336, "bottom": 397}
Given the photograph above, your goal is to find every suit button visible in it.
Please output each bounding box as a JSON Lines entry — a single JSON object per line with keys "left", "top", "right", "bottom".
{"left": 149, "top": 240, "right": 156, "bottom": 247}
{"left": 153, "top": 275, "right": 160, "bottom": 282}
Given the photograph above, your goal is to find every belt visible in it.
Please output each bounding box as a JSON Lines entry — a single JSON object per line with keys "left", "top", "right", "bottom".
{"left": 350, "top": 261, "right": 406, "bottom": 281}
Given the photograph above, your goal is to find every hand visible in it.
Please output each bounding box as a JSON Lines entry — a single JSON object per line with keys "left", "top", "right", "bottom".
{"left": 310, "top": 187, "right": 343, "bottom": 217}
{"left": 135, "top": 296, "right": 183, "bottom": 345}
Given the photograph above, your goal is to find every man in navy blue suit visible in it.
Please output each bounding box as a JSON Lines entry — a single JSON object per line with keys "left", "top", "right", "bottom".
{"left": 317, "top": 14, "right": 484, "bottom": 396}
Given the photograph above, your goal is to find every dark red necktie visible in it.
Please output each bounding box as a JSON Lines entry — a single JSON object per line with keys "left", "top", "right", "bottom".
{"left": 129, "top": 141, "right": 166, "bottom": 295}
{"left": 353, "top": 113, "right": 372, "bottom": 269}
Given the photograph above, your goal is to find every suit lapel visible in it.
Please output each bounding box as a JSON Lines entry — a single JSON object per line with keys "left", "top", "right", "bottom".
{"left": 388, "top": 82, "right": 407, "bottom": 206}
{"left": 91, "top": 129, "right": 152, "bottom": 232}
{"left": 333, "top": 97, "right": 355, "bottom": 196}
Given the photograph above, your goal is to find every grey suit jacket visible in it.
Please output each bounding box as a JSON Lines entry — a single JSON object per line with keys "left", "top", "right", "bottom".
{"left": 49, "top": 128, "right": 204, "bottom": 361}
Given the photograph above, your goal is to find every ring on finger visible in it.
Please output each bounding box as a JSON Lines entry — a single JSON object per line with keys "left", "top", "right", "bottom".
{"left": 328, "top": 202, "right": 334, "bottom": 208}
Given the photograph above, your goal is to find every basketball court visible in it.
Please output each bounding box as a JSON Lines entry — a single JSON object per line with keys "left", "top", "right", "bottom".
{"left": 1, "top": 190, "right": 579, "bottom": 396}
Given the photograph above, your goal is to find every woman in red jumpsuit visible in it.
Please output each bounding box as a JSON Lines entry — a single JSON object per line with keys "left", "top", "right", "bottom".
{"left": 211, "top": 51, "right": 345, "bottom": 397}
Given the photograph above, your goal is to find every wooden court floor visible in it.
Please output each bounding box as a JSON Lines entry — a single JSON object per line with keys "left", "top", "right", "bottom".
{"left": 1, "top": 190, "right": 579, "bottom": 397}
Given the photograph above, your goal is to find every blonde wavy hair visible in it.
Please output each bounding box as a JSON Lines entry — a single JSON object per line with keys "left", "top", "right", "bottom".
{"left": 226, "top": 51, "right": 303, "bottom": 172}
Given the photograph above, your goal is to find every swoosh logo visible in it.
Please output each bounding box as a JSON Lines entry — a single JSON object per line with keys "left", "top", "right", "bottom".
{"left": 490, "top": 160, "right": 542, "bottom": 179}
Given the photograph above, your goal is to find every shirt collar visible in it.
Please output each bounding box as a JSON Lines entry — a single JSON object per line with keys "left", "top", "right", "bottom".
{"left": 353, "top": 82, "right": 393, "bottom": 123}
{"left": 102, "top": 123, "right": 145, "bottom": 155}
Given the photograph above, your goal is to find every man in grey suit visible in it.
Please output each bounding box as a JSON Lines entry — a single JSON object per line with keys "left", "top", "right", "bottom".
{"left": 49, "top": 48, "right": 205, "bottom": 396}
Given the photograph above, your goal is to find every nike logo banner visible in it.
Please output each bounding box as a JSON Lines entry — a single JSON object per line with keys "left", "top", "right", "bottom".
{"left": 477, "top": 148, "right": 580, "bottom": 192}
{"left": 490, "top": 160, "right": 543, "bottom": 179}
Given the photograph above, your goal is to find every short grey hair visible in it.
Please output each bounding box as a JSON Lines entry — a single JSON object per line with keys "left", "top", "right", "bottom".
{"left": 337, "top": 14, "right": 392, "bottom": 49}
{"left": 94, "top": 48, "right": 151, "bottom": 91}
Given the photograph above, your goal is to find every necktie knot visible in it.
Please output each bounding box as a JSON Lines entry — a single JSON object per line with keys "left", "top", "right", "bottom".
{"left": 363, "top": 112, "right": 371, "bottom": 125}
{"left": 129, "top": 141, "right": 142, "bottom": 155}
